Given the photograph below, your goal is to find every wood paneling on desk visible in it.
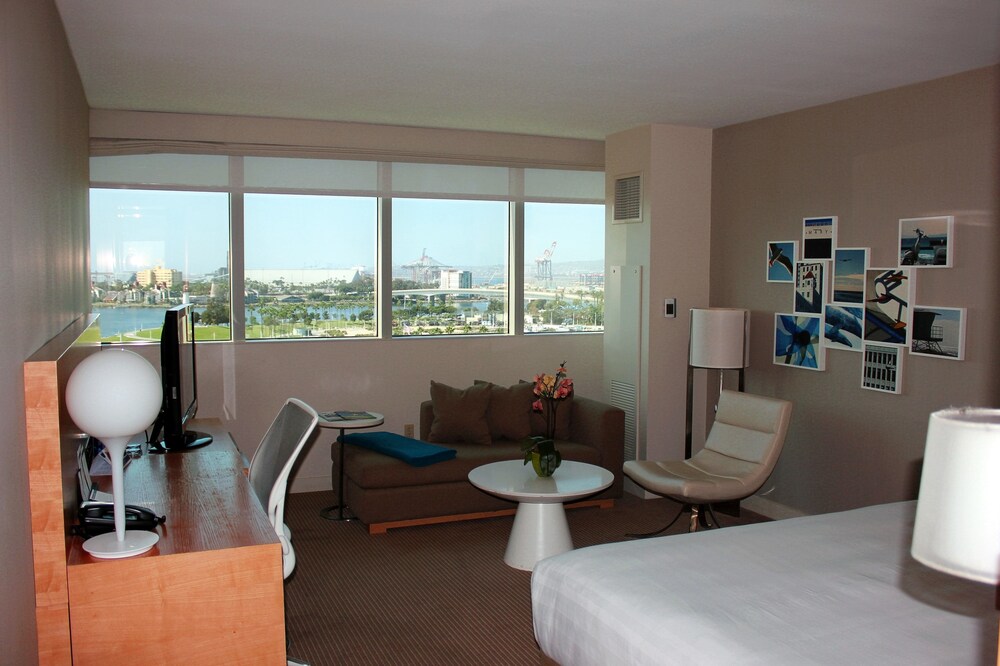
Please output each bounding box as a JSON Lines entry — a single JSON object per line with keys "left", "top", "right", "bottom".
{"left": 67, "top": 422, "right": 285, "bottom": 664}
{"left": 24, "top": 317, "right": 285, "bottom": 664}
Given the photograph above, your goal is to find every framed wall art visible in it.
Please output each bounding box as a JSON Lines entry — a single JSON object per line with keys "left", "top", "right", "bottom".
{"left": 766, "top": 240, "right": 797, "bottom": 283}
{"left": 899, "top": 216, "right": 953, "bottom": 268}
{"left": 863, "top": 267, "right": 913, "bottom": 346}
{"left": 831, "top": 247, "right": 868, "bottom": 306}
{"left": 774, "top": 313, "right": 825, "bottom": 371}
{"left": 823, "top": 304, "right": 864, "bottom": 353}
{"left": 910, "top": 306, "right": 966, "bottom": 360}
{"left": 802, "top": 216, "right": 837, "bottom": 260}
{"left": 862, "top": 343, "right": 903, "bottom": 394}
{"left": 793, "top": 260, "right": 828, "bottom": 314}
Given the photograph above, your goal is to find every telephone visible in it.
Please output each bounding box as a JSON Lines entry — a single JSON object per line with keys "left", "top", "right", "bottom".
{"left": 74, "top": 504, "right": 166, "bottom": 538}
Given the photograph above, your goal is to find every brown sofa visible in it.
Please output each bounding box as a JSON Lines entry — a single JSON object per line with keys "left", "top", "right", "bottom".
{"left": 337, "top": 381, "right": 625, "bottom": 534}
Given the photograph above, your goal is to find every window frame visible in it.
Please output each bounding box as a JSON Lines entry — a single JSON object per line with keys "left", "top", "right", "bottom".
{"left": 89, "top": 154, "right": 604, "bottom": 342}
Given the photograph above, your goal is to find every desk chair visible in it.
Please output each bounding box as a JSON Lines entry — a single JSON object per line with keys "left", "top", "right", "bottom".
{"left": 247, "top": 397, "right": 320, "bottom": 665}
{"left": 624, "top": 390, "right": 791, "bottom": 536}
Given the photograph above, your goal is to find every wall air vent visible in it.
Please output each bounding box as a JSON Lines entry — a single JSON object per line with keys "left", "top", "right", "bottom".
{"left": 612, "top": 173, "right": 642, "bottom": 224}
{"left": 610, "top": 379, "right": 638, "bottom": 461}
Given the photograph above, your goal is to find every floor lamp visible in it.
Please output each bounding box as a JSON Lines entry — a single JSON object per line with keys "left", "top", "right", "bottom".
{"left": 685, "top": 308, "right": 749, "bottom": 459}
{"left": 911, "top": 407, "right": 1000, "bottom": 665}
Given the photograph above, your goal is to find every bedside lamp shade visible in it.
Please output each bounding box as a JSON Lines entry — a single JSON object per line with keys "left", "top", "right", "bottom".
{"left": 689, "top": 308, "right": 750, "bottom": 369}
{"left": 911, "top": 407, "right": 1000, "bottom": 584}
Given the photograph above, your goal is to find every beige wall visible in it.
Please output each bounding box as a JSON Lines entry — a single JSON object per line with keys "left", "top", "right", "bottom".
{"left": 1, "top": 0, "right": 90, "bottom": 661}
{"left": 604, "top": 125, "right": 713, "bottom": 479}
{"left": 122, "top": 333, "right": 604, "bottom": 492}
{"left": 711, "top": 66, "right": 1000, "bottom": 515}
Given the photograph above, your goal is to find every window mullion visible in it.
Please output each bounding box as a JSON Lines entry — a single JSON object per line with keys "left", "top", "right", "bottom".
{"left": 229, "top": 156, "right": 246, "bottom": 342}
{"left": 510, "top": 201, "right": 525, "bottom": 335}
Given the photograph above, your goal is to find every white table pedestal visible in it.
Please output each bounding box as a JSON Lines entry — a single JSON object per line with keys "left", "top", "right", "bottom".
{"left": 505, "top": 501, "right": 574, "bottom": 571}
{"left": 468, "top": 460, "right": 614, "bottom": 571}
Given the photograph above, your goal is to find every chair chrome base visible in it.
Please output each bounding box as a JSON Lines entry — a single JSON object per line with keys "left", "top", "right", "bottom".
{"left": 626, "top": 503, "right": 723, "bottom": 538}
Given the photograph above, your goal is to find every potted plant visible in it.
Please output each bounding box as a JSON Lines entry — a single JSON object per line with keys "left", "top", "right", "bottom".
{"left": 522, "top": 361, "right": 573, "bottom": 477}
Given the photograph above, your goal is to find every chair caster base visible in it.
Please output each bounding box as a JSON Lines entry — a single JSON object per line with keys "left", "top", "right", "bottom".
{"left": 626, "top": 503, "right": 723, "bottom": 538}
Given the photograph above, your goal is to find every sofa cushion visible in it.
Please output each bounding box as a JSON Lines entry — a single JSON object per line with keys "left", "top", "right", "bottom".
{"left": 428, "top": 380, "right": 492, "bottom": 446}
{"left": 475, "top": 380, "right": 533, "bottom": 441}
{"left": 341, "top": 432, "right": 456, "bottom": 467}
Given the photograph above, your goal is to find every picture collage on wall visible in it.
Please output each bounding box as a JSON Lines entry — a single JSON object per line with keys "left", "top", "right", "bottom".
{"left": 766, "top": 215, "right": 964, "bottom": 394}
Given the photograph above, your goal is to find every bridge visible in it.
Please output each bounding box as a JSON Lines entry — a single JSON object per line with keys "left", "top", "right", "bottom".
{"left": 393, "top": 287, "right": 597, "bottom": 303}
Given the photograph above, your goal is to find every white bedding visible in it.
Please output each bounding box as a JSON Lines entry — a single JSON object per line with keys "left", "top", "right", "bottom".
{"left": 531, "top": 502, "right": 998, "bottom": 665}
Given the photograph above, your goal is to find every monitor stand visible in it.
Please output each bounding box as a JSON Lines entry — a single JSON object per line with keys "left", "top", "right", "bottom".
{"left": 148, "top": 430, "right": 214, "bottom": 454}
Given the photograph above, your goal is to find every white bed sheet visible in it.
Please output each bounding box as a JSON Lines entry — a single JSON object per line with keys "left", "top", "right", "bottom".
{"left": 532, "top": 501, "right": 998, "bottom": 665}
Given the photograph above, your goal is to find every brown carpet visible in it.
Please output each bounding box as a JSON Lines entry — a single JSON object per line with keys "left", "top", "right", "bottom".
{"left": 283, "top": 491, "right": 763, "bottom": 666}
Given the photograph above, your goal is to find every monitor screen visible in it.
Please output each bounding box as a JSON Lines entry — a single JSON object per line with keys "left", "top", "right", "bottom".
{"left": 150, "top": 304, "right": 212, "bottom": 452}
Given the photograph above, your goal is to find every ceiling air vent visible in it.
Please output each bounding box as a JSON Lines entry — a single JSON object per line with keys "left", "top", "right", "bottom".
{"left": 613, "top": 173, "right": 642, "bottom": 224}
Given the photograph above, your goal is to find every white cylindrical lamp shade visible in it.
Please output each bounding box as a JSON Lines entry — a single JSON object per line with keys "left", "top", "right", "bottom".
{"left": 911, "top": 407, "right": 1000, "bottom": 584}
{"left": 689, "top": 308, "right": 749, "bottom": 369}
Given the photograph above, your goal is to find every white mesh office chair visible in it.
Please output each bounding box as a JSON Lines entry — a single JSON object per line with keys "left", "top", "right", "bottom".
{"left": 624, "top": 390, "right": 792, "bottom": 535}
{"left": 247, "top": 398, "right": 319, "bottom": 666}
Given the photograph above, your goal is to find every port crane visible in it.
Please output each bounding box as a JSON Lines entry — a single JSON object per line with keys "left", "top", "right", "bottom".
{"left": 535, "top": 241, "right": 557, "bottom": 281}
{"left": 402, "top": 247, "right": 446, "bottom": 283}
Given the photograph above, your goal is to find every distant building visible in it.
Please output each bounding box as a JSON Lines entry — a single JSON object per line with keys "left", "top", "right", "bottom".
{"left": 136, "top": 266, "right": 183, "bottom": 288}
{"left": 439, "top": 269, "right": 472, "bottom": 289}
{"left": 245, "top": 268, "right": 362, "bottom": 286}
{"left": 578, "top": 272, "right": 605, "bottom": 287}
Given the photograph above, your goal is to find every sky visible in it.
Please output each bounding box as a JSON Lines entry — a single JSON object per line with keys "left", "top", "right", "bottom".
{"left": 90, "top": 189, "right": 605, "bottom": 277}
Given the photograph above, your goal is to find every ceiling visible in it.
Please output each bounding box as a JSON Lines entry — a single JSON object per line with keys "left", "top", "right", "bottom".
{"left": 55, "top": 0, "right": 1000, "bottom": 140}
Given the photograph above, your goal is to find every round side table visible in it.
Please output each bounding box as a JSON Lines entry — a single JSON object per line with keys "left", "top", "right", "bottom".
{"left": 468, "top": 460, "right": 613, "bottom": 570}
{"left": 317, "top": 411, "right": 384, "bottom": 521}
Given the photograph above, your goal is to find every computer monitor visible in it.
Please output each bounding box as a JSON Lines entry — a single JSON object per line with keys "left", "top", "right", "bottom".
{"left": 149, "top": 304, "right": 212, "bottom": 452}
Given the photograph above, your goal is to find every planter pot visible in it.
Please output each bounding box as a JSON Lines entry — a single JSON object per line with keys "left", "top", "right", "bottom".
{"left": 531, "top": 451, "right": 561, "bottom": 477}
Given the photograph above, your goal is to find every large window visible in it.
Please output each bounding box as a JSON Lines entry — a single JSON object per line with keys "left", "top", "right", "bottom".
{"left": 391, "top": 199, "right": 509, "bottom": 336}
{"left": 524, "top": 203, "right": 605, "bottom": 332}
{"left": 89, "top": 154, "right": 604, "bottom": 342}
{"left": 244, "top": 194, "right": 377, "bottom": 339}
{"left": 89, "top": 188, "right": 231, "bottom": 342}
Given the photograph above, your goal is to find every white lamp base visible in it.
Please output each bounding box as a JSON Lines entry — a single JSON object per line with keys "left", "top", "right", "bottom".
{"left": 82, "top": 530, "right": 159, "bottom": 559}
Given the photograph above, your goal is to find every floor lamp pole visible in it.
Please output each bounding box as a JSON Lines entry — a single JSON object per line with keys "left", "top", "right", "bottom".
{"left": 685, "top": 308, "right": 750, "bottom": 460}
{"left": 685, "top": 364, "right": 694, "bottom": 459}
{"left": 685, "top": 366, "right": 746, "bottom": 460}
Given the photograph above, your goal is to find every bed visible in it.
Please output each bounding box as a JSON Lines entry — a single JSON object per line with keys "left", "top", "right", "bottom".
{"left": 531, "top": 501, "right": 998, "bottom": 665}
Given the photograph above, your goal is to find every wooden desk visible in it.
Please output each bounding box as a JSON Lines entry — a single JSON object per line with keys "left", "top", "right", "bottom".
{"left": 65, "top": 422, "right": 285, "bottom": 664}
{"left": 23, "top": 317, "right": 285, "bottom": 664}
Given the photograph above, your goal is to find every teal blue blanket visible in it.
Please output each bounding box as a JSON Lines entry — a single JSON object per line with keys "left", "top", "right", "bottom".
{"left": 340, "top": 432, "right": 456, "bottom": 467}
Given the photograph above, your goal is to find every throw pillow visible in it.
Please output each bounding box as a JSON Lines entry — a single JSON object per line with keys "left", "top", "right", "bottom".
{"left": 427, "top": 380, "right": 492, "bottom": 446}
{"left": 522, "top": 379, "right": 574, "bottom": 440}
{"left": 474, "top": 380, "right": 533, "bottom": 441}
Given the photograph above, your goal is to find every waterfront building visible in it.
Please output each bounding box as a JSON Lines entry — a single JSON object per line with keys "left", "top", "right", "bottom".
{"left": 136, "top": 266, "right": 183, "bottom": 288}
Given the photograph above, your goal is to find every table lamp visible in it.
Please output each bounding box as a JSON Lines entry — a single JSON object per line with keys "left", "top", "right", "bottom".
{"left": 911, "top": 407, "right": 1000, "bottom": 664}
{"left": 686, "top": 308, "right": 749, "bottom": 458}
{"left": 66, "top": 349, "right": 164, "bottom": 558}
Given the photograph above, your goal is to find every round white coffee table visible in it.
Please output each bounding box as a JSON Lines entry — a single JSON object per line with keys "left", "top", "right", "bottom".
{"left": 468, "top": 460, "right": 613, "bottom": 571}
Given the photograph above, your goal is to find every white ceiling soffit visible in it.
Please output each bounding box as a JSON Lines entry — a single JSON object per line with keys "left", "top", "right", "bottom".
{"left": 55, "top": 0, "right": 1000, "bottom": 140}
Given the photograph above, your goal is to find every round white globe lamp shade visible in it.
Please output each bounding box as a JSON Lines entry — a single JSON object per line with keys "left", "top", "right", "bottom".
{"left": 66, "top": 349, "right": 163, "bottom": 558}
{"left": 66, "top": 349, "right": 163, "bottom": 440}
